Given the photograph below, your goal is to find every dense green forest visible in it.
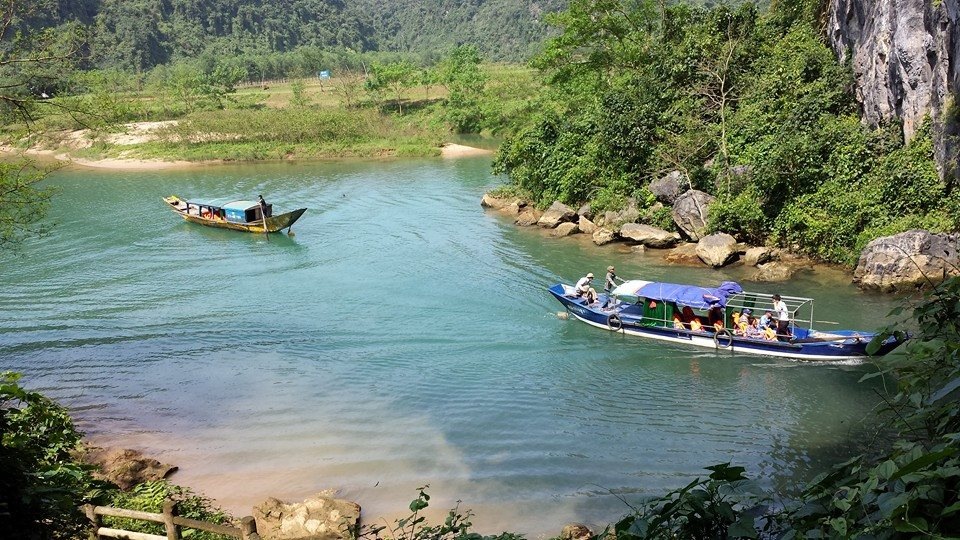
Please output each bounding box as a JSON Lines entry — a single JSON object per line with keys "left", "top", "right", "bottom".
{"left": 493, "top": 0, "right": 959, "bottom": 264}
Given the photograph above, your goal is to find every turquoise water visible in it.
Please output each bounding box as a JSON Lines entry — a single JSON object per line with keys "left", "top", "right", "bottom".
{"left": 0, "top": 157, "right": 902, "bottom": 535}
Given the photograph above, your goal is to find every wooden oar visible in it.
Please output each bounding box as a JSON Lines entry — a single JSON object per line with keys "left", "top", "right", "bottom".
{"left": 260, "top": 202, "right": 269, "bottom": 240}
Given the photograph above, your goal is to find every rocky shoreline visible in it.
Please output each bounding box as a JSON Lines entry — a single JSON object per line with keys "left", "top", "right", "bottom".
{"left": 481, "top": 188, "right": 960, "bottom": 291}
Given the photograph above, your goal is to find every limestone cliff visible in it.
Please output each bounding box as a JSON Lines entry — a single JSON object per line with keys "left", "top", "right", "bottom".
{"left": 827, "top": 0, "right": 959, "bottom": 181}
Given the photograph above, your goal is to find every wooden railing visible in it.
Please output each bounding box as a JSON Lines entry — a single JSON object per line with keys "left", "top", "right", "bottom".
{"left": 83, "top": 500, "right": 260, "bottom": 540}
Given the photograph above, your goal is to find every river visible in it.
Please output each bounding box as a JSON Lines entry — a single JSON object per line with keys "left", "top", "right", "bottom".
{"left": 0, "top": 157, "right": 903, "bottom": 536}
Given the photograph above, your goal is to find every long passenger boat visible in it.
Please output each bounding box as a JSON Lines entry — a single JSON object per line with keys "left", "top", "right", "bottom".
{"left": 548, "top": 279, "right": 906, "bottom": 361}
{"left": 163, "top": 196, "right": 306, "bottom": 234}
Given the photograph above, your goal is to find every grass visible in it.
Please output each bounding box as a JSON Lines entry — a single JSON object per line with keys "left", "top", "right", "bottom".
{"left": 2, "top": 64, "right": 538, "bottom": 163}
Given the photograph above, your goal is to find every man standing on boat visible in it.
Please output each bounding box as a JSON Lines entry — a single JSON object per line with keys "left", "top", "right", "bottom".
{"left": 772, "top": 294, "right": 791, "bottom": 341}
{"left": 258, "top": 194, "right": 272, "bottom": 217}
{"left": 601, "top": 265, "right": 624, "bottom": 308}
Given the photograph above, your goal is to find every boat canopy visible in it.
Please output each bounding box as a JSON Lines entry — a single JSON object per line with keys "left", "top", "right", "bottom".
{"left": 611, "top": 280, "right": 744, "bottom": 309}
{"left": 222, "top": 200, "right": 259, "bottom": 211}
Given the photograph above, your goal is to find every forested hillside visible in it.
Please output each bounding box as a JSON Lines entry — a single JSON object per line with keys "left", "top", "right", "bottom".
{"left": 22, "top": 0, "right": 564, "bottom": 71}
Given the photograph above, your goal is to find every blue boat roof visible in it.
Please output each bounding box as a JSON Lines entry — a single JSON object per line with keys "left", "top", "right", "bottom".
{"left": 222, "top": 200, "right": 258, "bottom": 211}
{"left": 612, "top": 280, "right": 743, "bottom": 309}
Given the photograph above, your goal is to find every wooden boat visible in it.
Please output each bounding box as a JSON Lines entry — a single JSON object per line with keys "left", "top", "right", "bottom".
{"left": 163, "top": 196, "right": 306, "bottom": 234}
{"left": 548, "top": 279, "right": 907, "bottom": 361}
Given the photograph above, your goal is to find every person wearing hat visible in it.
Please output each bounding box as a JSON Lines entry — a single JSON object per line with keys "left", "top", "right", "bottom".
{"left": 772, "top": 294, "right": 791, "bottom": 341}
{"left": 737, "top": 308, "right": 752, "bottom": 334}
{"left": 601, "top": 265, "right": 625, "bottom": 308}
{"left": 604, "top": 265, "right": 624, "bottom": 293}
{"left": 257, "top": 194, "right": 272, "bottom": 217}
{"left": 574, "top": 272, "right": 598, "bottom": 304}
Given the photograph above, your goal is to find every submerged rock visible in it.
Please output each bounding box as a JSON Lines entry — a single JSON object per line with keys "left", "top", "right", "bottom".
{"left": 515, "top": 207, "right": 542, "bottom": 226}
{"left": 664, "top": 242, "right": 702, "bottom": 266}
{"left": 254, "top": 490, "right": 360, "bottom": 540}
{"left": 743, "top": 246, "right": 776, "bottom": 267}
{"left": 82, "top": 447, "right": 177, "bottom": 491}
{"left": 853, "top": 229, "right": 960, "bottom": 291}
{"left": 560, "top": 523, "right": 594, "bottom": 540}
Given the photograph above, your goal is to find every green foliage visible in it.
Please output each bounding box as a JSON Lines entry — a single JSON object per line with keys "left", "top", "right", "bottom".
{"left": 437, "top": 46, "right": 489, "bottom": 133}
{"left": 0, "top": 159, "right": 57, "bottom": 249}
{"left": 605, "top": 464, "right": 769, "bottom": 539}
{"left": 707, "top": 186, "right": 767, "bottom": 244}
{"left": 360, "top": 487, "right": 525, "bottom": 540}
{"left": 494, "top": 0, "right": 951, "bottom": 263}
{"left": 0, "top": 372, "right": 107, "bottom": 539}
{"left": 367, "top": 61, "right": 417, "bottom": 114}
{"left": 105, "top": 480, "right": 234, "bottom": 540}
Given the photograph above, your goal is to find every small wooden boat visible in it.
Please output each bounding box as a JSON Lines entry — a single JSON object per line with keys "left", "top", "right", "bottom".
{"left": 163, "top": 196, "right": 306, "bottom": 234}
{"left": 549, "top": 279, "right": 907, "bottom": 361}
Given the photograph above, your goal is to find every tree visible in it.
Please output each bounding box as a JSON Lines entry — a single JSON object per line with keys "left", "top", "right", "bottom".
{"left": 437, "top": 45, "right": 487, "bottom": 132}
{"left": 366, "top": 60, "right": 415, "bottom": 114}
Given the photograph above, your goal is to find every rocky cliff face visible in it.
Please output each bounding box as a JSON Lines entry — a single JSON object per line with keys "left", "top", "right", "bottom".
{"left": 827, "top": 0, "right": 959, "bottom": 181}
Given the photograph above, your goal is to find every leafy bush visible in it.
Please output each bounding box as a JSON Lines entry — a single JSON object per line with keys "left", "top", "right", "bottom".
{"left": 360, "top": 487, "right": 525, "bottom": 540}
{"left": 105, "top": 480, "right": 234, "bottom": 540}
{"left": 0, "top": 372, "right": 107, "bottom": 539}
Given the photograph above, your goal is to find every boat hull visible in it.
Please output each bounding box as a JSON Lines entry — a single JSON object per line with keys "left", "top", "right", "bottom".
{"left": 164, "top": 196, "right": 306, "bottom": 233}
{"left": 549, "top": 284, "right": 903, "bottom": 361}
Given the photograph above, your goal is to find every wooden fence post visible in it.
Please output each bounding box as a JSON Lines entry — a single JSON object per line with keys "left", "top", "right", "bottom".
{"left": 83, "top": 504, "right": 100, "bottom": 540}
{"left": 162, "top": 499, "right": 181, "bottom": 540}
{"left": 240, "top": 515, "right": 259, "bottom": 540}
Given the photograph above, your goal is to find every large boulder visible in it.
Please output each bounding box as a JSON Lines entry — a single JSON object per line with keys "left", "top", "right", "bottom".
{"left": 480, "top": 193, "right": 510, "bottom": 210}
{"left": 672, "top": 190, "right": 715, "bottom": 241}
{"left": 649, "top": 171, "right": 684, "bottom": 204}
{"left": 515, "top": 207, "right": 542, "bottom": 226}
{"left": 619, "top": 223, "right": 680, "bottom": 248}
{"left": 853, "top": 230, "right": 960, "bottom": 291}
{"left": 576, "top": 203, "right": 593, "bottom": 220}
{"left": 664, "top": 242, "right": 702, "bottom": 265}
{"left": 743, "top": 246, "right": 776, "bottom": 267}
{"left": 82, "top": 447, "right": 177, "bottom": 491}
{"left": 538, "top": 201, "right": 577, "bottom": 228}
{"left": 253, "top": 491, "right": 361, "bottom": 540}
{"left": 552, "top": 222, "right": 579, "bottom": 237}
{"left": 560, "top": 523, "right": 594, "bottom": 540}
{"left": 592, "top": 227, "right": 616, "bottom": 245}
{"left": 696, "top": 233, "right": 739, "bottom": 268}
{"left": 578, "top": 215, "right": 598, "bottom": 235}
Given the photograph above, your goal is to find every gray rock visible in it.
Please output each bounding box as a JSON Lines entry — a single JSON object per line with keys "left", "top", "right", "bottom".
{"left": 664, "top": 242, "right": 703, "bottom": 266}
{"left": 649, "top": 171, "right": 684, "bottom": 204}
{"left": 480, "top": 193, "right": 509, "bottom": 210}
{"left": 552, "top": 222, "right": 580, "bottom": 237}
{"left": 631, "top": 244, "right": 646, "bottom": 254}
{"left": 578, "top": 215, "right": 598, "bottom": 235}
{"left": 743, "top": 246, "right": 776, "bottom": 267}
{"left": 696, "top": 233, "right": 739, "bottom": 268}
{"left": 560, "top": 523, "right": 594, "bottom": 540}
{"left": 538, "top": 201, "right": 577, "bottom": 228}
{"left": 619, "top": 223, "right": 680, "bottom": 248}
{"left": 592, "top": 227, "right": 616, "bottom": 245}
{"left": 827, "top": 0, "right": 959, "bottom": 182}
{"left": 515, "top": 207, "right": 542, "bottom": 226}
{"left": 853, "top": 229, "right": 960, "bottom": 291}
{"left": 577, "top": 203, "right": 593, "bottom": 220}
{"left": 254, "top": 491, "right": 361, "bottom": 540}
{"left": 672, "top": 190, "right": 716, "bottom": 241}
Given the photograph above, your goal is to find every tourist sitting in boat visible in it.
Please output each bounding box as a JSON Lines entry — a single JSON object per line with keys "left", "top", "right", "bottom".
{"left": 763, "top": 325, "right": 778, "bottom": 341}
{"left": 690, "top": 318, "right": 704, "bottom": 332}
{"left": 673, "top": 315, "right": 685, "bottom": 329}
{"left": 759, "top": 310, "right": 774, "bottom": 330}
{"left": 745, "top": 318, "right": 764, "bottom": 339}
{"left": 574, "top": 273, "right": 598, "bottom": 304}
{"left": 736, "top": 309, "right": 752, "bottom": 335}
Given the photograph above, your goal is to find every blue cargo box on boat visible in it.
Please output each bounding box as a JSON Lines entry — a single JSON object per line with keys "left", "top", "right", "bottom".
{"left": 222, "top": 201, "right": 257, "bottom": 223}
